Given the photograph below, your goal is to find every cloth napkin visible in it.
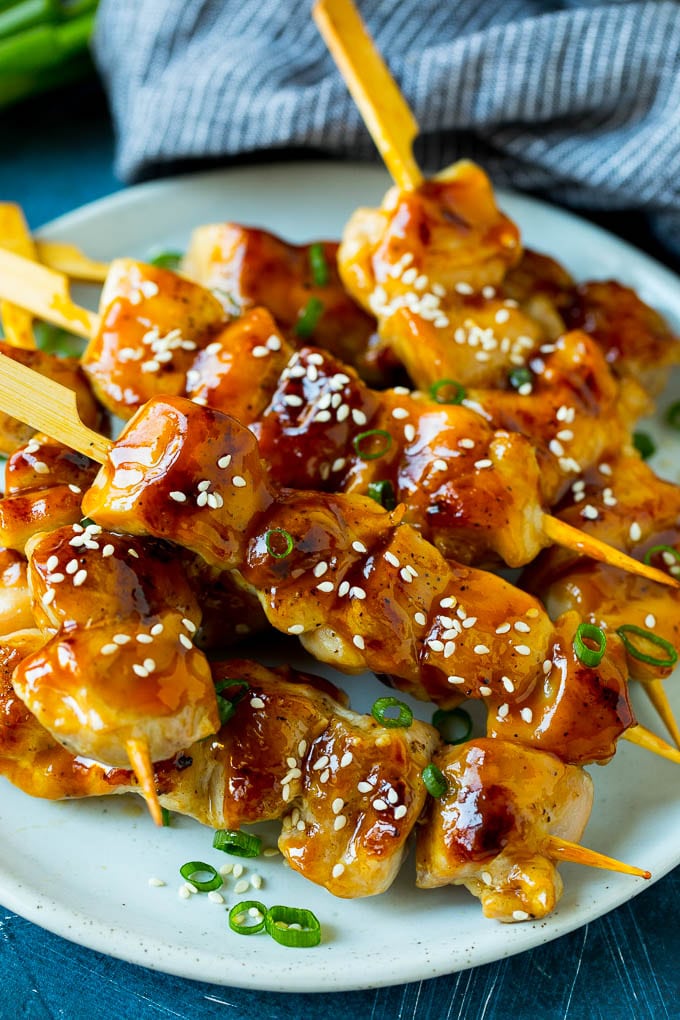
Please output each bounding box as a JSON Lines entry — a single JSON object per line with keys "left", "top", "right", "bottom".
{"left": 94, "top": 0, "right": 680, "bottom": 257}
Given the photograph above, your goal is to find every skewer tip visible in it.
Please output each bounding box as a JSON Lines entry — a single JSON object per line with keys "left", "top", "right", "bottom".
{"left": 545, "top": 835, "right": 651, "bottom": 879}
{"left": 623, "top": 723, "right": 680, "bottom": 764}
{"left": 126, "top": 737, "right": 163, "bottom": 826}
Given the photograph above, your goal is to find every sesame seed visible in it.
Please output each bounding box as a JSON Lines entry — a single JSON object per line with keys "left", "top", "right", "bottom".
{"left": 317, "top": 581, "right": 335, "bottom": 593}
{"left": 336, "top": 405, "right": 350, "bottom": 423}
{"left": 373, "top": 798, "right": 387, "bottom": 811}
{"left": 350, "top": 587, "right": 367, "bottom": 600}
{"left": 386, "top": 788, "right": 399, "bottom": 805}
{"left": 46, "top": 555, "right": 59, "bottom": 572}
{"left": 102, "top": 544, "right": 115, "bottom": 557}
{"left": 357, "top": 781, "right": 372, "bottom": 793}
{"left": 178, "top": 886, "right": 191, "bottom": 900}
{"left": 234, "top": 879, "right": 250, "bottom": 895}
{"left": 128, "top": 549, "right": 140, "bottom": 559}
{"left": 455, "top": 281, "right": 474, "bottom": 295}
{"left": 629, "top": 521, "right": 642, "bottom": 542}
{"left": 414, "top": 612, "right": 427, "bottom": 626}
{"left": 332, "top": 797, "right": 344, "bottom": 814}
{"left": 197, "top": 480, "right": 211, "bottom": 492}
{"left": 543, "top": 659, "right": 552, "bottom": 674}
{"left": 385, "top": 551, "right": 400, "bottom": 568}
{"left": 333, "top": 815, "right": 347, "bottom": 831}
{"left": 447, "top": 675, "right": 465, "bottom": 685}
{"left": 100, "top": 643, "right": 118, "bottom": 656}
{"left": 250, "top": 873, "right": 263, "bottom": 890}
{"left": 474, "top": 459, "right": 493, "bottom": 470}
{"left": 514, "top": 621, "right": 531, "bottom": 633}
{"left": 281, "top": 784, "right": 291, "bottom": 802}
{"left": 232, "top": 476, "right": 247, "bottom": 488}
{"left": 352, "top": 408, "right": 367, "bottom": 426}
{"left": 353, "top": 634, "right": 366, "bottom": 650}
{"left": 461, "top": 617, "right": 477, "bottom": 629}
{"left": 313, "top": 561, "right": 328, "bottom": 577}
{"left": 65, "top": 559, "right": 78, "bottom": 574}
{"left": 479, "top": 686, "right": 492, "bottom": 696}
{"left": 68, "top": 484, "right": 82, "bottom": 494}
{"left": 404, "top": 424, "right": 416, "bottom": 442}
{"left": 440, "top": 596, "right": 456, "bottom": 608}
{"left": 179, "top": 633, "right": 193, "bottom": 650}
{"left": 599, "top": 462, "right": 612, "bottom": 475}
{"left": 132, "top": 664, "right": 148, "bottom": 678}
{"left": 288, "top": 624, "right": 304, "bottom": 635}
{"left": 137, "top": 633, "right": 153, "bottom": 644}
{"left": 143, "top": 658, "right": 155, "bottom": 672}
{"left": 338, "top": 580, "right": 350, "bottom": 597}
{"left": 352, "top": 540, "right": 367, "bottom": 553}
{"left": 496, "top": 623, "right": 511, "bottom": 634}
{"left": 232, "top": 863, "right": 244, "bottom": 878}
{"left": 208, "top": 891, "right": 225, "bottom": 904}
{"left": 497, "top": 703, "right": 509, "bottom": 719}
{"left": 252, "top": 345, "right": 269, "bottom": 358}
{"left": 520, "top": 708, "right": 533, "bottom": 723}
{"left": 340, "top": 752, "right": 353, "bottom": 767}
{"left": 645, "top": 613, "right": 656, "bottom": 628}
{"left": 148, "top": 877, "right": 165, "bottom": 887}
{"left": 250, "top": 697, "right": 265, "bottom": 709}
{"left": 515, "top": 645, "right": 531, "bottom": 656}
{"left": 298, "top": 740, "right": 307, "bottom": 757}
{"left": 196, "top": 492, "right": 208, "bottom": 508}
{"left": 502, "top": 676, "right": 515, "bottom": 693}
{"left": 392, "top": 407, "right": 409, "bottom": 420}
{"left": 474, "top": 644, "right": 490, "bottom": 654}
{"left": 513, "top": 910, "right": 529, "bottom": 922}
{"left": 428, "top": 639, "right": 444, "bottom": 652}
{"left": 394, "top": 805, "right": 407, "bottom": 820}
{"left": 399, "top": 568, "right": 413, "bottom": 583}
{"left": 332, "top": 863, "right": 345, "bottom": 878}
{"left": 313, "top": 756, "right": 329, "bottom": 770}
{"left": 582, "top": 505, "right": 599, "bottom": 520}
{"left": 73, "top": 569, "right": 87, "bottom": 587}
{"left": 113, "top": 634, "right": 130, "bottom": 645}
{"left": 150, "top": 623, "right": 164, "bottom": 636}
{"left": 459, "top": 438, "right": 475, "bottom": 449}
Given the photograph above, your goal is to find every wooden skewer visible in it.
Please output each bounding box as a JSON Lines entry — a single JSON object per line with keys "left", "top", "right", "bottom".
{"left": 623, "top": 722, "right": 680, "bottom": 764}
{"left": 0, "top": 248, "right": 100, "bottom": 340}
{"left": 313, "top": 0, "right": 422, "bottom": 191}
{"left": 638, "top": 678, "right": 680, "bottom": 749}
{"left": 0, "top": 203, "right": 38, "bottom": 350}
{"left": 542, "top": 515, "right": 679, "bottom": 590}
{"left": 0, "top": 354, "right": 111, "bottom": 463}
{"left": 126, "top": 737, "right": 163, "bottom": 826}
{"left": 35, "top": 240, "right": 109, "bottom": 283}
{"left": 545, "top": 836, "right": 650, "bottom": 879}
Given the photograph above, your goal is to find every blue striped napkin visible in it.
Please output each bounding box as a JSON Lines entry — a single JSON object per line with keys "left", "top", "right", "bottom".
{"left": 94, "top": 0, "right": 680, "bottom": 256}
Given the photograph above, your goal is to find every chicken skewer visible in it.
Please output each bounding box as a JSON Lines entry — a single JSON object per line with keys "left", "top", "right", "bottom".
{"left": 0, "top": 268, "right": 673, "bottom": 589}
{"left": 0, "top": 358, "right": 676, "bottom": 769}
{"left": 0, "top": 648, "right": 650, "bottom": 917}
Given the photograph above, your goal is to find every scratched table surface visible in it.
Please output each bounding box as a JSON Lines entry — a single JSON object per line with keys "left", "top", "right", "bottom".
{"left": 1, "top": 81, "right": 680, "bottom": 1020}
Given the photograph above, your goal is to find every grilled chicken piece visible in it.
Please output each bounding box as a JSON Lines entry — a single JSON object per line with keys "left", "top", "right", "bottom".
{"left": 524, "top": 454, "right": 680, "bottom": 682}
{"left": 12, "top": 525, "right": 219, "bottom": 765}
{"left": 0, "top": 341, "right": 101, "bottom": 455}
{"left": 183, "top": 225, "right": 383, "bottom": 381}
{"left": 416, "top": 738, "right": 593, "bottom": 922}
{"left": 82, "top": 259, "right": 229, "bottom": 418}
{"left": 0, "top": 435, "right": 98, "bottom": 551}
{"left": 564, "top": 280, "right": 680, "bottom": 400}
{"left": 0, "top": 550, "right": 34, "bottom": 635}
{"left": 81, "top": 395, "right": 634, "bottom": 767}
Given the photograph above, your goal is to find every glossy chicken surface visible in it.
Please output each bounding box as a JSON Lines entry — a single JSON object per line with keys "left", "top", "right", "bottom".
{"left": 416, "top": 738, "right": 593, "bottom": 921}
{"left": 13, "top": 525, "right": 219, "bottom": 764}
{"left": 183, "top": 225, "right": 383, "bottom": 380}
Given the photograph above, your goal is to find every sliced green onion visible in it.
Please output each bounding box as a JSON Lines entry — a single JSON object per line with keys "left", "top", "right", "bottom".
{"left": 573, "top": 622, "right": 607, "bottom": 667}
{"left": 161, "top": 807, "right": 172, "bottom": 827}
{"left": 633, "top": 431, "right": 656, "bottom": 461}
{"left": 214, "top": 678, "right": 250, "bottom": 725}
{"left": 367, "top": 479, "right": 397, "bottom": 511}
{"left": 213, "top": 829, "right": 262, "bottom": 857}
{"left": 432, "top": 707, "right": 472, "bottom": 745}
{"left": 264, "top": 905, "right": 321, "bottom": 948}
{"left": 352, "top": 428, "right": 392, "bottom": 461}
{"left": 33, "top": 322, "right": 85, "bottom": 358}
{"left": 309, "top": 243, "right": 329, "bottom": 287}
{"left": 179, "top": 861, "right": 222, "bottom": 892}
{"left": 429, "top": 379, "right": 466, "bottom": 405}
{"left": 643, "top": 544, "right": 680, "bottom": 568}
{"left": 508, "top": 367, "right": 533, "bottom": 391}
{"left": 264, "top": 528, "right": 294, "bottom": 559}
{"left": 371, "top": 696, "right": 413, "bottom": 728}
{"left": 294, "top": 297, "right": 324, "bottom": 338}
{"left": 422, "top": 763, "right": 447, "bottom": 797}
{"left": 666, "top": 401, "right": 680, "bottom": 431}
{"left": 616, "top": 624, "right": 678, "bottom": 668}
{"left": 79, "top": 516, "right": 96, "bottom": 527}
{"left": 149, "top": 250, "right": 183, "bottom": 270}
{"left": 229, "top": 900, "right": 267, "bottom": 935}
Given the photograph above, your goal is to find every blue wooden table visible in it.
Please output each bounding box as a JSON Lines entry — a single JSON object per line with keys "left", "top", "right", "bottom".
{"left": 1, "top": 81, "right": 679, "bottom": 1020}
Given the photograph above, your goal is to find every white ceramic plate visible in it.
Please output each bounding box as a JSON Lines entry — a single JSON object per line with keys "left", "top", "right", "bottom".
{"left": 0, "top": 164, "right": 679, "bottom": 992}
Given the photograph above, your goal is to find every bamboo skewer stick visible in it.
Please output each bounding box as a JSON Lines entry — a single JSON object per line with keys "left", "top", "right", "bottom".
{"left": 126, "top": 737, "right": 163, "bottom": 827}
{"left": 545, "top": 836, "right": 650, "bottom": 879}
{"left": 639, "top": 678, "right": 680, "bottom": 749}
{"left": 35, "top": 240, "right": 109, "bottom": 283}
{"left": 313, "top": 0, "right": 422, "bottom": 191}
{"left": 0, "top": 203, "right": 38, "bottom": 350}
{"left": 0, "top": 248, "right": 100, "bottom": 340}
{"left": 624, "top": 723, "right": 680, "bottom": 763}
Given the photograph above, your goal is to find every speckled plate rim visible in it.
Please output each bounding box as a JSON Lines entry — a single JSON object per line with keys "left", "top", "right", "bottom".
{"left": 0, "top": 162, "right": 678, "bottom": 993}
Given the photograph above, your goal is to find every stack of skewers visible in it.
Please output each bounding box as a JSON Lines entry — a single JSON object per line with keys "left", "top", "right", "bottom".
{"left": 0, "top": 0, "right": 678, "bottom": 929}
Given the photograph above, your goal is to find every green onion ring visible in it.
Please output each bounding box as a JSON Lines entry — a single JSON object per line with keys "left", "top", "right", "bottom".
{"left": 309, "top": 243, "right": 329, "bottom": 287}
{"left": 294, "top": 297, "right": 324, "bottom": 338}
{"left": 633, "top": 431, "right": 657, "bottom": 461}
{"left": 179, "top": 861, "right": 223, "bottom": 892}
{"left": 265, "top": 905, "right": 322, "bottom": 948}
{"left": 149, "top": 250, "right": 183, "bottom": 270}
{"left": 229, "top": 900, "right": 267, "bottom": 935}
{"left": 214, "top": 678, "right": 250, "bottom": 725}
{"left": 352, "top": 428, "right": 392, "bottom": 461}
{"left": 371, "top": 696, "right": 413, "bottom": 728}
{"left": 573, "top": 622, "right": 607, "bottom": 667}
{"left": 643, "top": 544, "right": 680, "bottom": 568}
{"left": 367, "top": 479, "right": 397, "bottom": 510}
{"left": 429, "top": 379, "right": 466, "bottom": 405}
{"left": 666, "top": 400, "right": 680, "bottom": 430}
{"left": 508, "top": 367, "right": 533, "bottom": 391}
{"left": 616, "top": 625, "right": 678, "bottom": 668}
{"left": 213, "top": 829, "right": 262, "bottom": 857}
{"left": 432, "top": 707, "right": 473, "bottom": 745}
{"left": 264, "top": 528, "right": 294, "bottom": 559}
{"left": 422, "top": 763, "right": 448, "bottom": 797}
{"left": 161, "top": 807, "right": 172, "bottom": 827}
